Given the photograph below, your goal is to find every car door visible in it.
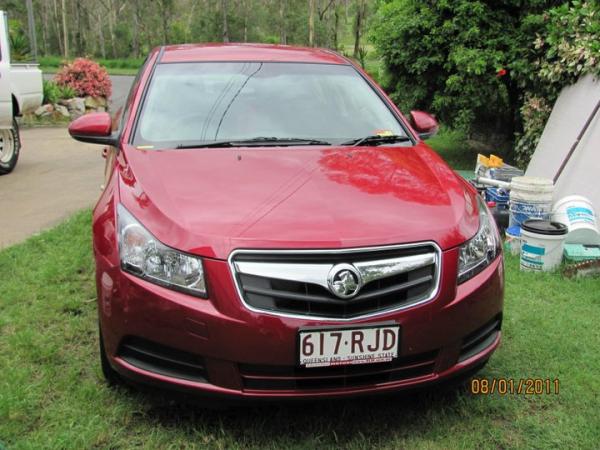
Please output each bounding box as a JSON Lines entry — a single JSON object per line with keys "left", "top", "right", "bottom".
{"left": 0, "top": 11, "right": 13, "bottom": 129}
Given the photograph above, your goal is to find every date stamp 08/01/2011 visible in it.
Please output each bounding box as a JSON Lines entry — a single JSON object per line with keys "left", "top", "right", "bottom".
{"left": 470, "top": 378, "right": 560, "bottom": 395}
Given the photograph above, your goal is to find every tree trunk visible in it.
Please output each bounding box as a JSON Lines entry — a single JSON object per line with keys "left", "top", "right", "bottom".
{"left": 308, "top": 0, "right": 315, "bottom": 46}
{"left": 243, "top": 0, "right": 248, "bottom": 42}
{"left": 97, "top": 10, "right": 106, "bottom": 59}
{"left": 52, "top": 0, "right": 64, "bottom": 57}
{"left": 107, "top": 0, "right": 117, "bottom": 57}
{"left": 132, "top": 0, "right": 140, "bottom": 57}
{"left": 60, "top": 0, "right": 69, "bottom": 58}
{"left": 353, "top": 0, "right": 365, "bottom": 58}
{"left": 222, "top": 0, "right": 229, "bottom": 43}
{"left": 279, "top": 0, "right": 286, "bottom": 44}
{"left": 39, "top": 0, "right": 49, "bottom": 55}
{"left": 333, "top": 2, "right": 339, "bottom": 50}
{"left": 73, "top": 0, "right": 84, "bottom": 55}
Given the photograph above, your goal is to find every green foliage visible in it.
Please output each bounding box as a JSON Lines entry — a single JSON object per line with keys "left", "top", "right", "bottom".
{"left": 42, "top": 80, "right": 76, "bottom": 105}
{"left": 371, "top": 0, "right": 530, "bottom": 134}
{"left": 514, "top": 1, "right": 600, "bottom": 165}
{"left": 372, "top": 0, "right": 600, "bottom": 167}
{"left": 7, "top": 18, "right": 30, "bottom": 61}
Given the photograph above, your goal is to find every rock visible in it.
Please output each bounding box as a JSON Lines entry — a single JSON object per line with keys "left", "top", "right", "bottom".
{"left": 34, "top": 104, "right": 53, "bottom": 117}
{"left": 84, "top": 96, "right": 100, "bottom": 109}
{"left": 54, "top": 104, "right": 70, "bottom": 118}
{"left": 96, "top": 106, "right": 106, "bottom": 113}
{"left": 96, "top": 96, "right": 107, "bottom": 107}
{"left": 68, "top": 97, "right": 86, "bottom": 113}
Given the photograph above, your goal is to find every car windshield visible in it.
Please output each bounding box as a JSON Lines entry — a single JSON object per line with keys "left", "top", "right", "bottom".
{"left": 133, "top": 62, "right": 408, "bottom": 149}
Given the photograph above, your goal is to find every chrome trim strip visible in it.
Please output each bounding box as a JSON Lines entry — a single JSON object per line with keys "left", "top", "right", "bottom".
{"left": 354, "top": 253, "right": 436, "bottom": 284}
{"left": 228, "top": 242, "right": 442, "bottom": 322}
{"left": 235, "top": 261, "right": 332, "bottom": 289}
{"left": 234, "top": 253, "right": 436, "bottom": 290}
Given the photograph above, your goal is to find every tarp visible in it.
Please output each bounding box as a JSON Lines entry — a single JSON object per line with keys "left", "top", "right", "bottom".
{"left": 526, "top": 74, "right": 600, "bottom": 214}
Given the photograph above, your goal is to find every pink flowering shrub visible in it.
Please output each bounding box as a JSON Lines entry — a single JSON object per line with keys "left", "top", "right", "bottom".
{"left": 54, "top": 58, "right": 112, "bottom": 98}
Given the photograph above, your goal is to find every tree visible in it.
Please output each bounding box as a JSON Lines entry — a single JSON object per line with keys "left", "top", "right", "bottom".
{"left": 308, "top": 0, "right": 315, "bottom": 46}
{"left": 222, "top": 0, "right": 229, "bottom": 43}
{"left": 353, "top": 0, "right": 366, "bottom": 58}
{"left": 279, "top": 0, "right": 286, "bottom": 44}
{"left": 370, "top": 0, "right": 563, "bottom": 142}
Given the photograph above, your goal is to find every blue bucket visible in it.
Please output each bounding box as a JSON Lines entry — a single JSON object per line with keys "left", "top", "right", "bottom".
{"left": 509, "top": 199, "right": 552, "bottom": 228}
{"left": 485, "top": 187, "right": 510, "bottom": 210}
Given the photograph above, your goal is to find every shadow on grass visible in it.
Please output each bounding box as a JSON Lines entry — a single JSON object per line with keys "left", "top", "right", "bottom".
{"left": 113, "top": 374, "right": 476, "bottom": 446}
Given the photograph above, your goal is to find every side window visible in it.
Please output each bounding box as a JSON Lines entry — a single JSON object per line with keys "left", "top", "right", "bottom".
{"left": 117, "top": 56, "right": 149, "bottom": 133}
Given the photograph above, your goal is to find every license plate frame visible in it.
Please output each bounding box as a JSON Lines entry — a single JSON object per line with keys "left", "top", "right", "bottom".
{"left": 297, "top": 322, "right": 400, "bottom": 368}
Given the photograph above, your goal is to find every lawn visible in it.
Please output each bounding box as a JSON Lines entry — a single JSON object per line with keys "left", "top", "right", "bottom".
{"left": 1, "top": 211, "right": 599, "bottom": 449}
{"left": 427, "top": 128, "right": 482, "bottom": 171}
{"left": 39, "top": 55, "right": 143, "bottom": 76}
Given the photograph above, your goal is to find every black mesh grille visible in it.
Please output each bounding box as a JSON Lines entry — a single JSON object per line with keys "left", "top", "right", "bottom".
{"left": 239, "top": 350, "right": 438, "bottom": 391}
{"left": 118, "top": 337, "right": 208, "bottom": 383}
{"left": 232, "top": 245, "right": 438, "bottom": 318}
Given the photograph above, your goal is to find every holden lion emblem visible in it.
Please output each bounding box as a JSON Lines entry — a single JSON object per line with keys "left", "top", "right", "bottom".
{"left": 327, "top": 264, "right": 363, "bottom": 299}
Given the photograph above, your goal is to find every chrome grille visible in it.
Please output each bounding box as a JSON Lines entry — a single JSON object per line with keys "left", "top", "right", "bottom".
{"left": 229, "top": 244, "right": 440, "bottom": 319}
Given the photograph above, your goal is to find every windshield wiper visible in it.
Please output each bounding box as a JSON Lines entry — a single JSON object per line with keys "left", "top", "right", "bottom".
{"left": 341, "top": 134, "right": 412, "bottom": 147}
{"left": 176, "top": 137, "right": 331, "bottom": 149}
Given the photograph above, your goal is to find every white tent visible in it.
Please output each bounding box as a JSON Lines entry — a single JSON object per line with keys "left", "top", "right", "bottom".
{"left": 526, "top": 74, "right": 600, "bottom": 214}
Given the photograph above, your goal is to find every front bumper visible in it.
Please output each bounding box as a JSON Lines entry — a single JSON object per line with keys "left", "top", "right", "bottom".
{"left": 97, "top": 248, "right": 504, "bottom": 399}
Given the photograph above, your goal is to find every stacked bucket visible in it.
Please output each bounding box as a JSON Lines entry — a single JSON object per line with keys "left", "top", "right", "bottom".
{"left": 503, "top": 177, "right": 600, "bottom": 271}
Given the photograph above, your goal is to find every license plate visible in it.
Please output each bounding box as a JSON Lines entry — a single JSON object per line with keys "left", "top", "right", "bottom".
{"left": 298, "top": 325, "right": 400, "bottom": 368}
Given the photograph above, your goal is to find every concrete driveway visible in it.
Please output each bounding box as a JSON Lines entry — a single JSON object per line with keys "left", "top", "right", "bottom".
{"left": 0, "top": 128, "right": 105, "bottom": 249}
{"left": 0, "top": 75, "right": 134, "bottom": 249}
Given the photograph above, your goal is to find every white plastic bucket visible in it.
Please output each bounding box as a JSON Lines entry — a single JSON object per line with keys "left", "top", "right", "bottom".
{"left": 520, "top": 220, "right": 568, "bottom": 272}
{"left": 509, "top": 176, "right": 554, "bottom": 228}
{"left": 552, "top": 195, "right": 600, "bottom": 244}
{"left": 504, "top": 226, "right": 521, "bottom": 255}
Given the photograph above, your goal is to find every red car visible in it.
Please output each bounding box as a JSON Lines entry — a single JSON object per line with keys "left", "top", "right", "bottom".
{"left": 69, "top": 44, "right": 503, "bottom": 400}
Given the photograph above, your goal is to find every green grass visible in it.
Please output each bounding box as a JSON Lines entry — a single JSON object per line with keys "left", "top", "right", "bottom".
{"left": 427, "top": 127, "right": 480, "bottom": 170}
{"left": 19, "top": 113, "right": 70, "bottom": 128}
{"left": 39, "top": 55, "right": 143, "bottom": 76}
{"left": 1, "top": 211, "right": 600, "bottom": 448}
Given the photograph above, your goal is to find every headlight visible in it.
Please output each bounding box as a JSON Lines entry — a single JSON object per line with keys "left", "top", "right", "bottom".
{"left": 457, "top": 196, "right": 500, "bottom": 284}
{"left": 117, "top": 204, "right": 207, "bottom": 297}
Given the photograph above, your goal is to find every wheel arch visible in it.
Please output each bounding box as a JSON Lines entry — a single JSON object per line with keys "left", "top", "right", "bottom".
{"left": 12, "top": 94, "right": 21, "bottom": 117}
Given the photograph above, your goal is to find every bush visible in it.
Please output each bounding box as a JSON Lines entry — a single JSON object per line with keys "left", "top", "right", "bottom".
{"left": 54, "top": 58, "right": 112, "bottom": 98}
{"left": 8, "top": 19, "right": 30, "bottom": 62}
{"left": 371, "top": 1, "right": 537, "bottom": 135}
{"left": 42, "top": 80, "right": 76, "bottom": 105}
{"left": 514, "top": 1, "right": 600, "bottom": 165}
{"left": 371, "top": 0, "right": 599, "bottom": 167}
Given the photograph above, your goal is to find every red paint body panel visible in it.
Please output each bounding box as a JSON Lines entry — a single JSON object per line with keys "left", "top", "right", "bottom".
{"left": 87, "top": 44, "right": 503, "bottom": 400}
{"left": 69, "top": 112, "right": 112, "bottom": 137}
{"left": 119, "top": 143, "right": 480, "bottom": 259}
{"left": 159, "top": 43, "right": 348, "bottom": 65}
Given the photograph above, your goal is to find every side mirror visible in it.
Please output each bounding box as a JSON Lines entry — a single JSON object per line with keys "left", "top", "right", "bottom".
{"left": 68, "top": 112, "right": 117, "bottom": 146}
{"left": 409, "top": 110, "right": 439, "bottom": 140}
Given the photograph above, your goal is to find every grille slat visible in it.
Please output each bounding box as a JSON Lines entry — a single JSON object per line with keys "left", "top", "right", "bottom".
{"left": 231, "top": 244, "right": 439, "bottom": 319}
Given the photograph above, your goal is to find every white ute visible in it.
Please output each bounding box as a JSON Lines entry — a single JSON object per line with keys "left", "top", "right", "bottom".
{"left": 0, "top": 11, "right": 43, "bottom": 175}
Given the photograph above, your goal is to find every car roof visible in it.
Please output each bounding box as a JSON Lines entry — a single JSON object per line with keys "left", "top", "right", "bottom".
{"left": 159, "top": 43, "right": 350, "bottom": 65}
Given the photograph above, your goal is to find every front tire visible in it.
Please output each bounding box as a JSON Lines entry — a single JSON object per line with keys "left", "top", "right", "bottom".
{"left": 0, "top": 118, "right": 21, "bottom": 175}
